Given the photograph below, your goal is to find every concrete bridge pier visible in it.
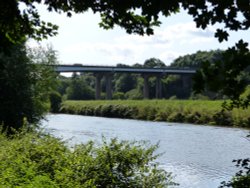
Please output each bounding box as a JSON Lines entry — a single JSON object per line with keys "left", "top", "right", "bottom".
{"left": 95, "top": 73, "right": 103, "bottom": 100}
{"left": 105, "top": 73, "right": 113, "bottom": 100}
{"left": 181, "top": 74, "right": 191, "bottom": 90}
{"left": 143, "top": 74, "right": 150, "bottom": 99}
{"left": 155, "top": 76, "right": 162, "bottom": 99}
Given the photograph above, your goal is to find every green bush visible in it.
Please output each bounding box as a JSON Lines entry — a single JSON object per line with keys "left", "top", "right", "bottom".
{"left": 125, "top": 89, "right": 143, "bottom": 99}
{"left": 213, "top": 110, "right": 233, "bottom": 126}
{"left": 167, "top": 112, "right": 185, "bottom": 122}
{"left": 0, "top": 130, "right": 176, "bottom": 187}
{"left": 112, "top": 92, "right": 126, "bottom": 100}
{"left": 49, "top": 91, "right": 62, "bottom": 113}
{"left": 240, "top": 85, "right": 250, "bottom": 100}
{"left": 100, "top": 105, "right": 113, "bottom": 117}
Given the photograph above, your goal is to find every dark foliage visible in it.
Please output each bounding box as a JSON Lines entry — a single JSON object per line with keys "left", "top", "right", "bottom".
{"left": 193, "top": 40, "right": 250, "bottom": 109}
{"left": 49, "top": 91, "right": 62, "bottom": 113}
{"left": 0, "top": 43, "right": 39, "bottom": 132}
{"left": 66, "top": 73, "right": 95, "bottom": 100}
{"left": 1, "top": 1, "right": 250, "bottom": 44}
{"left": 220, "top": 158, "right": 250, "bottom": 188}
{"left": 0, "top": 42, "right": 58, "bottom": 133}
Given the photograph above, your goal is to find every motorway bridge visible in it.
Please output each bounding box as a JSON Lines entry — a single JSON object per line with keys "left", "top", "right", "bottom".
{"left": 55, "top": 64, "right": 197, "bottom": 100}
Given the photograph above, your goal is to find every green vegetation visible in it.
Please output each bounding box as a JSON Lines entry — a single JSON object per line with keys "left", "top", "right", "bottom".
{"left": 171, "top": 50, "right": 223, "bottom": 68}
{"left": 0, "top": 129, "right": 176, "bottom": 187}
{"left": 220, "top": 157, "right": 250, "bottom": 188}
{"left": 1, "top": 1, "right": 250, "bottom": 187}
{"left": 193, "top": 41, "right": 250, "bottom": 110}
{"left": 0, "top": 43, "right": 58, "bottom": 133}
{"left": 60, "top": 100, "right": 250, "bottom": 128}
{"left": 49, "top": 91, "right": 62, "bottom": 113}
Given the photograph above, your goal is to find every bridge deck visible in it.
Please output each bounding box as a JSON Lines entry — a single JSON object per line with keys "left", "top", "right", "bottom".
{"left": 55, "top": 65, "right": 196, "bottom": 74}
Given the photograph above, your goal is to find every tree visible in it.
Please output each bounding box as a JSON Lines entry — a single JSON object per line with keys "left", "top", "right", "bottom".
{"left": 49, "top": 91, "right": 62, "bottom": 113}
{"left": 193, "top": 40, "right": 250, "bottom": 109}
{"left": 0, "top": 43, "right": 58, "bottom": 133}
{"left": 56, "top": 75, "right": 71, "bottom": 96}
{"left": 66, "top": 73, "right": 95, "bottom": 100}
{"left": 144, "top": 58, "right": 166, "bottom": 68}
{"left": 171, "top": 50, "right": 223, "bottom": 68}
{"left": 0, "top": 42, "right": 35, "bottom": 131}
{"left": 115, "top": 73, "right": 137, "bottom": 93}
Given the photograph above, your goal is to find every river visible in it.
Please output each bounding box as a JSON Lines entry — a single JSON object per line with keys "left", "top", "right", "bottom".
{"left": 42, "top": 114, "right": 250, "bottom": 188}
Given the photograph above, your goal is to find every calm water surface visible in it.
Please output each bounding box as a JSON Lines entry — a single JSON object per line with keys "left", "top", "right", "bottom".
{"left": 42, "top": 114, "right": 250, "bottom": 188}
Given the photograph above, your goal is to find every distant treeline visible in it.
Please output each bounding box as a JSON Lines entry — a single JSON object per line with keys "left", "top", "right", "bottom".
{"left": 55, "top": 50, "right": 249, "bottom": 101}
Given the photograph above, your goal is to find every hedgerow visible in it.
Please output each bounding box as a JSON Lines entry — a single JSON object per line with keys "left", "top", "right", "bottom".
{"left": 60, "top": 100, "right": 250, "bottom": 128}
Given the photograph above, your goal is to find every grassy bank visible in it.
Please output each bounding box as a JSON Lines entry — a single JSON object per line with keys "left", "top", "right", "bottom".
{"left": 60, "top": 100, "right": 250, "bottom": 128}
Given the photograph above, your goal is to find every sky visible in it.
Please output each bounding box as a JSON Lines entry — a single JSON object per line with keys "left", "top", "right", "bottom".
{"left": 28, "top": 5, "right": 250, "bottom": 66}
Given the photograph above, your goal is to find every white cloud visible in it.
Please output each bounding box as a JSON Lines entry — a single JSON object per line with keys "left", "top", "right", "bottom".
{"left": 117, "top": 22, "right": 214, "bottom": 44}
{"left": 28, "top": 8, "right": 218, "bottom": 66}
{"left": 61, "top": 41, "right": 145, "bottom": 65}
{"left": 28, "top": 7, "right": 249, "bottom": 66}
{"left": 159, "top": 51, "right": 185, "bottom": 65}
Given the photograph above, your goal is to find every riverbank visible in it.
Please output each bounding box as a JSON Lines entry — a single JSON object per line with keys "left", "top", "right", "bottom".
{"left": 60, "top": 100, "right": 250, "bottom": 128}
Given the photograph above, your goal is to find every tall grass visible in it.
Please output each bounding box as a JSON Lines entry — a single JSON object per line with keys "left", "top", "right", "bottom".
{"left": 60, "top": 100, "right": 250, "bottom": 128}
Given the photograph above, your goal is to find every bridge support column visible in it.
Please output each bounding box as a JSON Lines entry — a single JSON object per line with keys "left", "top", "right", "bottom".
{"left": 105, "top": 73, "right": 113, "bottom": 100}
{"left": 143, "top": 74, "right": 150, "bottom": 99}
{"left": 95, "top": 73, "right": 102, "bottom": 100}
{"left": 181, "top": 75, "right": 191, "bottom": 90}
{"left": 156, "top": 76, "right": 162, "bottom": 99}
{"left": 181, "top": 74, "right": 193, "bottom": 98}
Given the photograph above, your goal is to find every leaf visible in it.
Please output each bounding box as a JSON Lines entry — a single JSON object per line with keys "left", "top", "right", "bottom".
{"left": 215, "top": 29, "right": 229, "bottom": 42}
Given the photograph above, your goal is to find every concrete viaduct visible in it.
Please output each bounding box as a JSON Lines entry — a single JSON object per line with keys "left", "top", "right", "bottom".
{"left": 54, "top": 64, "right": 197, "bottom": 100}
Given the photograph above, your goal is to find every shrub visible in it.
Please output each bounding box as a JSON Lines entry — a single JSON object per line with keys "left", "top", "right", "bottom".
{"left": 49, "top": 91, "right": 62, "bottom": 113}
{"left": 213, "top": 110, "right": 233, "bottom": 126}
{"left": 0, "top": 130, "right": 176, "bottom": 187}
{"left": 167, "top": 112, "right": 185, "bottom": 122}
{"left": 112, "top": 92, "right": 126, "bottom": 100}
{"left": 125, "top": 89, "right": 143, "bottom": 99}
{"left": 100, "top": 105, "right": 113, "bottom": 117}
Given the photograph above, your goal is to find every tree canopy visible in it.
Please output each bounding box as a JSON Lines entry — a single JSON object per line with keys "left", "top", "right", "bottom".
{"left": 170, "top": 50, "right": 223, "bottom": 68}
{"left": 1, "top": 1, "right": 250, "bottom": 44}
{"left": 193, "top": 40, "right": 250, "bottom": 109}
